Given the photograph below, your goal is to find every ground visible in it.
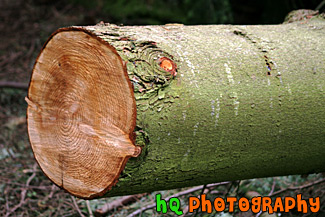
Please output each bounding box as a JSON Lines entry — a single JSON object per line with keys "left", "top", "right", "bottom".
{"left": 0, "top": 0, "right": 324, "bottom": 216}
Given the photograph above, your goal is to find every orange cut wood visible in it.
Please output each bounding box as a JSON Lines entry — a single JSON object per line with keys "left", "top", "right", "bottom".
{"left": 26, "top": 28, "right": 141, "bottom": 199}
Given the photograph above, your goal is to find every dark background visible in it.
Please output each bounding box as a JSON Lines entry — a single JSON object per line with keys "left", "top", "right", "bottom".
{"left": 67, "top": 0, "right": 323, "bottom": 25}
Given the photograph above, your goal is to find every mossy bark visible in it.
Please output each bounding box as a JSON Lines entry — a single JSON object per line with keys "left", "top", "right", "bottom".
{"left": 78, "top": 18, "right": 324, "bottom": 197}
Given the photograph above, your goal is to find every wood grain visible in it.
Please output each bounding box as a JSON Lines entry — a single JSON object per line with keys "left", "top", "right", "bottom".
{"left": 26, "top": 28, "right": 141, "bottom": 199}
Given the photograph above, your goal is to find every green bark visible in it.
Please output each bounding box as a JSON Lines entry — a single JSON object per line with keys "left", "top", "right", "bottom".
{"left": 72, "top": 18, "right": 325, "bottom": 196}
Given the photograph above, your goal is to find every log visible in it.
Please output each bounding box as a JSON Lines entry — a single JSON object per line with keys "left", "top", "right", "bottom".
{"left": 26, "top": 17, "right": 325, "bottom": 199}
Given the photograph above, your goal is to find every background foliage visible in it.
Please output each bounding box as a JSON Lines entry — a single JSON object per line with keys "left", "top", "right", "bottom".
{"left": 69, "top": 0, "right": 323, "bottom": 25}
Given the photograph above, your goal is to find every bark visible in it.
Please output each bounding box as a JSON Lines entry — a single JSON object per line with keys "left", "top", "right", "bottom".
{"left": 27, "top": 17, "right": 325, "bottom": 198}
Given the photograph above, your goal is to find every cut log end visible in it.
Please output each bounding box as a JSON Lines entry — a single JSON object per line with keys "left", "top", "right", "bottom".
{"left": 26, "top": 28, "right": 140, "bottom": 199}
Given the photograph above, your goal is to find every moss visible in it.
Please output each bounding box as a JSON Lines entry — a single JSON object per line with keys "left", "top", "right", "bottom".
{"left": 81, "top": 22, "right": 325, "bottom": 197}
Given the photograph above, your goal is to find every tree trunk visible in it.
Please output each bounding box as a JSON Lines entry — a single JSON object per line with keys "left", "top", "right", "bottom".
{"left": 26, "top": 18, "right": 325, "bottom": 199}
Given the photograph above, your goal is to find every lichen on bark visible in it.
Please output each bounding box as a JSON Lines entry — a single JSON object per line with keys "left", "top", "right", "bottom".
{"left": 76, "top": 20, "right": 325, "bottom": 197}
